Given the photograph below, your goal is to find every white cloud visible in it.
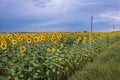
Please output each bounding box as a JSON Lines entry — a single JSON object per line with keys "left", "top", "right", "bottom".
{"left": 3, "top": 0, "right": 119, "bottom": 32}
{"left": 98, "top": 11, "right": 120, "bottom": 24}
{"left": 108, "top": 27, "right": 120, "bottom": 32}
{"left": 0, "top": 0, "right": 99, "bottom": 18}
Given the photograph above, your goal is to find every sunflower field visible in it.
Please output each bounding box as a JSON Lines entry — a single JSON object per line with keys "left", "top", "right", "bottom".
{"left": 0, "top": 32, "right": 120, "bottom": 80}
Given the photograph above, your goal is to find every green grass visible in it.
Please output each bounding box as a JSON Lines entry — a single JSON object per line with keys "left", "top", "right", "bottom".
{"left": 68, "top": 41, "right": 120, "bottom": 80}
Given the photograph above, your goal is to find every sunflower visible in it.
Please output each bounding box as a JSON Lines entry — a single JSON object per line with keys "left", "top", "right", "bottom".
{"left": 9, "top": 36, "right": 13, "bottom": 41}
{"left": 75, "top": 39, "right": 80, "bottom": 43}
{"left": 82, "top": 37, "right": 87, "bottom": 43}
{"left": 57, "top": 34, "right": 62, "bottom": 40}
{"left": 18, "top": 36, "right": 23, "bottom": 41}
{"left": 57, "top": 49, "right": 60, "bottom": 53}
{"left": 60, "top": 43, "right": 64, "bottom": 48}
{"left": 33, "top": 37, "right": 39, "bottom": 42}
{"left": 12, "top": 40, "right": 17, "bottom": 45}
{"left": 1, "top": 40, "right": 7, "bottom": 44}
{"left": 59, "top": 57, "right": 63, "bottom": 61}
{"left": 20, "top": 46, "right": 26, "bottom": 53}
{"left": 40, "top": 36, "right": 45, "bottom": 41}
{"left": 1, "top": 43, "right": 7, "bottom": 50}
{"left": 64, "top": 38, "right": 67, "bottom": 42}
{"left": 47, "top": 48, "right": 51, "bottom": 53}
{"left": 52, "top": 48, "right": 56, "bottom": 53}
{"left": 26, "top": 38, "right": 32, "bottom": 44}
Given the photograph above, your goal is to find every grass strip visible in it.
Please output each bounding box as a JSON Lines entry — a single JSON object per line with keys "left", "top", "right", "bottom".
{"left": 69, "top": 41, "right": 120, "bottom": 80}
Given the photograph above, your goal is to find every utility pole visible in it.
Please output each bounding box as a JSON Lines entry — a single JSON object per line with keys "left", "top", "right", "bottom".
{"left": 91, "top": 16, "right": 93, "bottom": 32}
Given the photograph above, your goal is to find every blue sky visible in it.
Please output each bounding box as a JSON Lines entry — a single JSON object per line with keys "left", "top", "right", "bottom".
{"left": 0, "top": 0, "right": 120, "bottom": 32}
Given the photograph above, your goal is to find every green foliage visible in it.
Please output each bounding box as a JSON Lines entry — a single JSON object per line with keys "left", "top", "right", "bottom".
{"left": 69, "top": 41, "right": 120, "bottom": 80}
{"left": 0, "top": 32, "right": 120, "bottom": 80}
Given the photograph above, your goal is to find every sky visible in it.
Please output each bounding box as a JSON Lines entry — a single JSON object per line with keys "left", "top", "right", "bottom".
{"left": 0, "top": 0, "right": 120, "bottom": 32}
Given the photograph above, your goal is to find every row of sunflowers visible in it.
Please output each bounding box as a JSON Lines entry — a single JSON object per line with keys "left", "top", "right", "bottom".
{"left": 0, "top": 32, "right": 120, "bottom": 80}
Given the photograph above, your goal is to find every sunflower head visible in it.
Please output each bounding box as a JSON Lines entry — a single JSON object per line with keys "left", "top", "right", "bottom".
{"left": 47, "top": 48, "right": 51, "bottom": 53}
{"left": 52, "top": 48, "right": 56, "bottom": 53}
{"left": 33, "top": 37, "right": 39, "bottom": 42}
{"left": 64, "top": 38, "right": 67, "bottom": 42}
{"left": 57, "top": 35, "right": 62, "bottom": 40}
{"left": 59, "top": 57, "right": 63, "bottom": 61}
{"left": 18, "top": 37, "right": 23, "bottom": 41}
{"left": 1, "top": 40, "right": 7, "bottom": 44}
{"left": 26, "top": 38, "right": 32, "bottom": 44}
{"left": 20, "top": 46, "right": 26, "bottom": 53}
{"left": 60, "top": 43, "right": 64, "bottom": 48}
{"left": 12, "top": 40, "right": 17, "bottom": 45}
{"left": 1, "top": 43, "right": 7, "bottom": 50}
{"left": 40, "top": 36, "right": 45, "bottom": 40}
{"left": 75, "top": 39, "right": 80, "bottom": 43}
{"left": 57, "top": 49, "right": 60, "bottom": 53}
